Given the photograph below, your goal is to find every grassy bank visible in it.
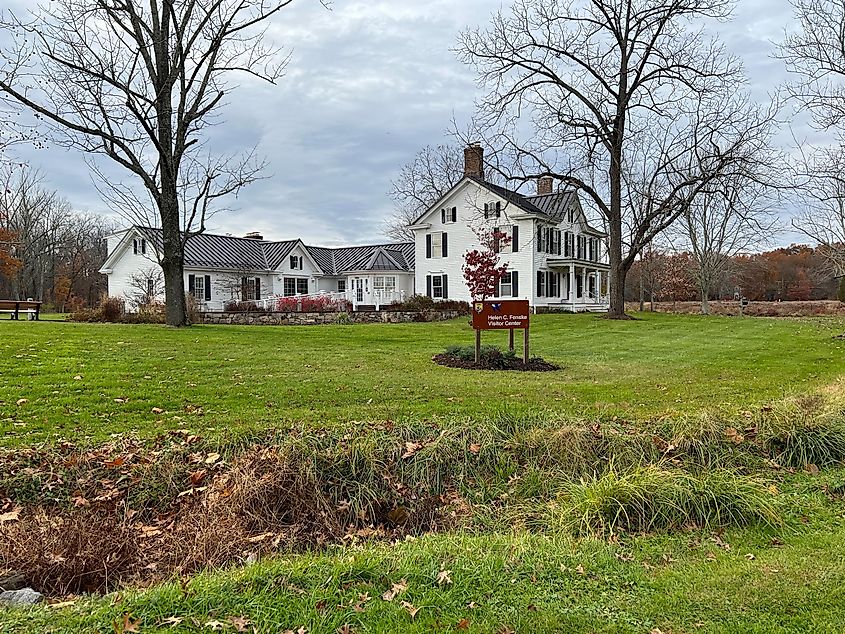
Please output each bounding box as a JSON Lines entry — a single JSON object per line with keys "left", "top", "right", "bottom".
{"left": 2, "top": 312, "right": 843, "bottom": 447}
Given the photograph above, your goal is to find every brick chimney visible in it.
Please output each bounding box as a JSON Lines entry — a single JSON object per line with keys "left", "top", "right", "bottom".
{"left": 243, "top": 231, "right": 264, "bottom": 240}
{"left": 537, "top": 175, "right": 554, "bottom": 196}
{"left": 464, "top": 143, "right": 484, "bottom": 180}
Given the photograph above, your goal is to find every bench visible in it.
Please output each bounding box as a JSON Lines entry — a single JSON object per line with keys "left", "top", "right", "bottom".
{"left": 0, "top": 300, "right": 42, "bottom": 321}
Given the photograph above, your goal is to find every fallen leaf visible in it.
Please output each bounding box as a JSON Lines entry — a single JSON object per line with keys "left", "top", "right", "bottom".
{"left": 745, "top": 553, "right": 756, "bottom": 561}
{"left": 456, "top": 618, "right": 471, "bottom": 630}
{"left": 114, "top": 613, "right": 140, "bottom": 633}
{"left": 468, "top": 443, "right": 481, "bottom": 455}
{"left": 151, "top": 407, "right": 164, "bottom": 414}
{"left": 336, "top": 626, "right": 354, "bottom": 634}
{"left": 160, "top": 617, "right": 183, "bottom": 627}
{"left": 401, "top": 601, "right": 420, "bottom": 619}
{"left": 0, "top": 507, "right": 21, "bottom": 523}
{"left": 73, "top": 375, "right": 82, "bottom": 380}
{"left": 15, "top": 398, "right": 28, "bottom": 406}
{"left": 724, "top": 427, "right": 744, "bottom": 444}
{"left": 382, "top": 579, "right": 408, "bottom": 602}
{"left": 402, "top": 441, "right": 422, "bottom": 459}
{"left": 437, "top": 569, "right": 453, "bottom": 586}
{"left": 575, "top": 564, "right": 585, "bottom": 575}
{"left": 229, "top": 616, "right": 251, "bottom": 632}
{"left": 805, "top": 463, "right": 820, "bottom": 475}
{"left": 204, "top": 453, "right": 221, "bottom": 464}
{"left": 48, "top": 600, "right": 76, "bottom": 609}
{"left": 189, "top": 469, "right": 207, "bottom": 485}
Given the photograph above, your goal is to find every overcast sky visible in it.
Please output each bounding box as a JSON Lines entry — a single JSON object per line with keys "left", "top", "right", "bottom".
{"left": 7, "top": 0, "right": 807, "bottom": 247}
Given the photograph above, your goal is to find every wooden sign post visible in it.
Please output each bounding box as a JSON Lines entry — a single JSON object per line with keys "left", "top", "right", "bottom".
{"left": 472, "top": 300, "right": 531, "bottom": 363}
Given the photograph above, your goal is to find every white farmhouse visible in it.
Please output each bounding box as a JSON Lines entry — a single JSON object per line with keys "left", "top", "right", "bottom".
{"left": 99, "top": 229, "right": 415, "bottom": 311}
{"left": 410, "top": 144, "right": 610, "bottom": 311}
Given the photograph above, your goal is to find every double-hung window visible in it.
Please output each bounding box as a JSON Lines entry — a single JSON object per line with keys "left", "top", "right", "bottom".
{"left": 374, "top": 276, "right": 396, "bottom": 293}
{"left": 431, "top": 275, "right": 445, "bottom": 299}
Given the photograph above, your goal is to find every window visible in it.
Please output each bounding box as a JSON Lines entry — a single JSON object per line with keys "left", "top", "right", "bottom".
{"left": 290, "top": 255, "right": 303, "bottom": 270}
{"left": 427, "top": 232, "right": 447, "bottom": 258}
{"left": 283, "top": 278, "right": 296, "bottom": 297}
{"left": 441, "top": 207, "right": 457, "bottom": 224}
{"left": 500, "top": 272, "right": 513, "bottom": 297}
{"left": 374, "top": 276, "right": 396, "bottom": 292}
{"left": 133, "top": 238, "right": 147, "bottom": 256}
{"left": 537, "top": 271, "right": 545, "bottom": 298}
{"left": 564, "top": 232, "right": 572, "bottom": 257}
{"left": 431, "top": 275, "right": 445, "bottom": 299}
{"left": 194, "top": 275, "right": 205, "bottom": 300}
{"left": 297, "top": 278, "right": 309, "bottom": 295}
{"left": 547, "top": 271, "right": 559, "bottom": 297}
{"left": 337, "top": 280, "right": 346, "bottom": 293}
{"left": 146, "top": 279, "right": 154, "bottom": 297}
{"left": 484, "top": 201, "right": 502, "bottom": 219}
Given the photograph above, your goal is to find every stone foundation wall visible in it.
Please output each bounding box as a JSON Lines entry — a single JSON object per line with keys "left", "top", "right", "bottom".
{"left": 201, "top": 310, "right": 463, "bottom": 326}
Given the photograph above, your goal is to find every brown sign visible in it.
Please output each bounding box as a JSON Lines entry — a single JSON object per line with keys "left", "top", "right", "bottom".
{"left": 472, "top": 300, "right": 530, "bottom": 330}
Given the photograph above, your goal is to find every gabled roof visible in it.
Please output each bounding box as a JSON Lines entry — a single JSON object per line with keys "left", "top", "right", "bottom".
{"left": 307, "top": 242, "right": 415, "bottom": 275}
{"left": 106, "top": 226, "right": 414, "bottom": 276}
{"left": 413, "top": 175, "right": 606, "bottom": 236}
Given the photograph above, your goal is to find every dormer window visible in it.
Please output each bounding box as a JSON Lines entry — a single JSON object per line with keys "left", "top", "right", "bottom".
{"left": 133, "top": 238, "right": 147, "bottom": 255}
{"left": 441, "top": 207, "right": 457, "bottom": 224}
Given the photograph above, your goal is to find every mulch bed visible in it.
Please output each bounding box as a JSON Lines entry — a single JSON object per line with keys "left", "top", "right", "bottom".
{"left": 432, "top": 354, "right": 560, "bottom": 372}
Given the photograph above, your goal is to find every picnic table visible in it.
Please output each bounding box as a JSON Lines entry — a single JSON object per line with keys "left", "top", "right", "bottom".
{"left": 0, "top": 300, "right": 42, "bottom": 320}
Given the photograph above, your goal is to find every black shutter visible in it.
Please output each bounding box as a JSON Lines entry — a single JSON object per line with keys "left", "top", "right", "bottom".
{"left": 442, "top": 274, "right": 448, "bottom": 299}
{"left": 426, "top": 234, "right": 432, "bottom": 259}
{"left": 493, "top": 227, "right": 500, "bottom": 254}
{"left": 452, "top": 207, "right": 457, "bottom": 222}
{"left": 204, "top": 275, "right": 211, "bottom": 301}
{"left": 512, "top": 225, "right": 519, "bottom": 252}
{"left": 188, "top": 274, "right": 195, "bottom": 294}
{"left": 255, "top": 277, "right": 261, "bottom": 300}
{"left": 441, "top": 209, "right": 446, "bottom": 224}
{"left": 494, "top": 277, "right": 500, "bottom": 297}
{"left": 495, "top": 202, "right": 502, "bottom": 218}
{"left": 426, "top": 275, "right": 432, "bottom": 298}
{"left": 133, "top": 239, "right": 138, "bottom": 255}
{"left": 557, "top": 272, "right": 562, "bottom": 297}
{"left": 484, "top": 203, "right": 489, "bottom": 219}
{"left": 441, "top": 232, "right": 448, "bottom": 257}
{"left": 537, "top": 228, "right": 543, "bottom": 253}
{"left": 537, "top": 271, "right": 544, "bottom": 297}
{"left": 511, "top": 271, "right": 519, "bottom": 297}
{"left": 141, "top": 239, "right": 146, "bottom": 255}
{"left": 241, "top": 277, "right": 248, "bottom": 301}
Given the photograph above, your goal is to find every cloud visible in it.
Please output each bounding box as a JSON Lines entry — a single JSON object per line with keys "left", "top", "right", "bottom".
{"left": 4, "top": 0, "right": 815, "bottom": 247}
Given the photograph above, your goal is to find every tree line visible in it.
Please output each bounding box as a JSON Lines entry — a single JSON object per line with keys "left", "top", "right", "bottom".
{"left": 627, "top": 244, "right": 844, "bottom": 309}
{"left": 0, "top": 167, "right": 115, "bottom": 310}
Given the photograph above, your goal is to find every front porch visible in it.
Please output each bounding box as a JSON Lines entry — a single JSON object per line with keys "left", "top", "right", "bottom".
{"left": 542, "top": 259, "right": 611, "bottom": 313}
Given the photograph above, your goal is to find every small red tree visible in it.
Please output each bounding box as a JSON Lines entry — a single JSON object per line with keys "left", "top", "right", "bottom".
{"left": 463, "top": 228, "right": 512, "bottom": 301}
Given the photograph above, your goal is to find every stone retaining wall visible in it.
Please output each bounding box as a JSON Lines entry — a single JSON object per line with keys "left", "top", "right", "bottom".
{"left": 201, "top": 309, "right": 463, "bottom": 326}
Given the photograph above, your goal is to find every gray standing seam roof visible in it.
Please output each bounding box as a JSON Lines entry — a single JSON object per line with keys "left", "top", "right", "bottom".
{"left": 132, "top": 227, "right": 414, "bottom": 275}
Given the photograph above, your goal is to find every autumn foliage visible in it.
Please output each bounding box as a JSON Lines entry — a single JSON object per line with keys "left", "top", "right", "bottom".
{"left": 0, "top": 228, "right": 21, "bottom": 279}
{"left": 462, "top": 228, "right": 512, "bottom": 301}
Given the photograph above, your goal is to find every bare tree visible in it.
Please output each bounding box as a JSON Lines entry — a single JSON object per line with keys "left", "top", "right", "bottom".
{"left": 125, "top": 267, "right": 165, "bottom": 310}
{"left": 0, "top": 0, "right": 318, "bottom": 326}
{"left": 456, "top": 0, "right": 779, "bottom": 318}
{"left": 675, "top": 173, "right": 778, "bottom": 314}
{"left": 386, "top": 144, "right": 465, "bottom": 241}
{"left": 779, "top": 0, "right": 845, "bottom": 278}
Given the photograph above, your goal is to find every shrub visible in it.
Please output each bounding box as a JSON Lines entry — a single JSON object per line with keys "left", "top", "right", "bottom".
{"left": 68, "top": 296, "right": 125, "bottom": 323}
{"left": 275, "top": 296, "right": 352, "bottom": 313}
{"left": 387, "top": 295, "right": 471, "bottom": 315}
{"left": 560, "top": 464, "right": 779, "bottom": 535}
{"left": 334, "top": 311, "right": 352, "bottom": 325}
{"left": 443, "top": 344, "right": 516, "bottom": 368}
{"left": 224, "top": 300, "right": 259, "bottom": 312}
{"left": 757, "top": 393, "right": 845, "bottom": 468}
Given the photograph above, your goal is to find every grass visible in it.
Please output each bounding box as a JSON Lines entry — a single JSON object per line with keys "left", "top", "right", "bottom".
{"left": 3, "top": 312, "right": 845, "bottom": 632}
{"left": 2, "top": 312, "right": 844, "bottom": 446}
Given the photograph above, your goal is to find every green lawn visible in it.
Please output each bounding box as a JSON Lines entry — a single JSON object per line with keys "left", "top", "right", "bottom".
{"left": 2, "top": 312, "right": 844, "bottom": 447}
{"left": 2, "top": 313, "right": 845, "bottom": 633}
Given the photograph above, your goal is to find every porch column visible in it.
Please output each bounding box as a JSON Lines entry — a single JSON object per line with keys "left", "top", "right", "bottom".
{"left": 605, "top": 271, "right": 610, "bottom": 305}
{"left": 581, "top": 267, "right": 587, "bottom": 302}
{"left": 568, "top": 266, "right": 575, "bottom": 302}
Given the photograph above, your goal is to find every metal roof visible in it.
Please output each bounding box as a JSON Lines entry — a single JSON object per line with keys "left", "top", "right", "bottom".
{"left": 130, "top": 227, "right": 414, "bottom": 275}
